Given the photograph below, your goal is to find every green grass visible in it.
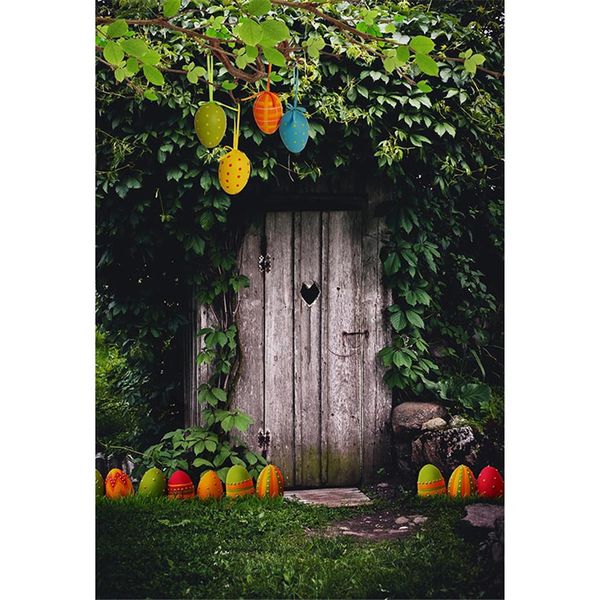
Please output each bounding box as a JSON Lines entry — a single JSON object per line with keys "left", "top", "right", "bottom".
{"left": 97, "top": 495, "right": 500, "bottom": 599}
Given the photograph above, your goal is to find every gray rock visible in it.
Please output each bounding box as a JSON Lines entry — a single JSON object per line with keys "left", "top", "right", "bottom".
{"left": 413, "top": 516, "right": 428, "bottom": 525}
{"left": 461, "top": 504, "right": 504, "bottom": 531}
{"left": 449, "top": 415, "right": 468, "bottom": 427}
{"left": 421, "top": 417, "right": 447, "bottom": 431}
{"left": 411, "top": 425, "right": 480, "bottom": 472}
{"left": 395, "top": 516, "right": 410, "bottom": 526}
{"left": 392, "top": 402, "right": 447, "bottom": 434}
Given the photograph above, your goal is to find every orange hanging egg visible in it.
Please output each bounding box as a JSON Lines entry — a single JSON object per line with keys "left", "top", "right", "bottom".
{"left": 253, "top": 91, "right": 283, "bottom": 134}
{"left": 219, "top": 149, "right": 251, "bottom": 195}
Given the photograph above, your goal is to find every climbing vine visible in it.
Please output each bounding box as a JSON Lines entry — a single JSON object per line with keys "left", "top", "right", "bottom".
{"left": 96, "top": 0, "right": 504, "bottom": 471}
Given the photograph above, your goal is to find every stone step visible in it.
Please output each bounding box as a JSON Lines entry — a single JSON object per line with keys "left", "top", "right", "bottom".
{"left": 284, "top": 487, "right": 372, "bottom": 508}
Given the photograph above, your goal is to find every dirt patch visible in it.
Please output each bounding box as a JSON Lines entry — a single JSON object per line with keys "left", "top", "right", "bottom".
{"left": 308, "top": 509, "right": 428, "bottom": 542}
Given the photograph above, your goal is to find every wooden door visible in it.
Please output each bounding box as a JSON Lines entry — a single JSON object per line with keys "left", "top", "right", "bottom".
{"left": 227, "top": 206, "right": 392, "bottom": 487}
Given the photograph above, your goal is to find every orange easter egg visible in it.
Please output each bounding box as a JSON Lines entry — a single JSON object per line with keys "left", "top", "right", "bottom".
{"left": 105, "top": 468, "right": 134, "bottom": 500}
{"left": 256, "top": 464, "right": 285, "bottom": 498}
{"left": 197, "top": 470, "right": 224, "bottom": 501}
{"left": 253, "top": 91, "right": 283, "bottom": 134}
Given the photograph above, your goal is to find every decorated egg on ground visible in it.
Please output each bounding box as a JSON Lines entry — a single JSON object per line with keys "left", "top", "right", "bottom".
{"left": 168, "top": 470, "right": 195, "bottom": 500}
{"left": 253, "top": 91, "right": 283, "bottom": 134}
{"left": 194, "top": 101, "right": 227, "bottom": 148}
{"left": 477, "top": 466, "right": 504, "bottom": 499}
{"left": 226, "top": 465, "right": 254, "bottom": 498}
{"left": 197, "top": 470, "right": 224, "bottom": 501}
{"left": 96, "top": 469, "right": 105, "bottom": 497}
{"left": 417, "top": 464, "right": 446, "bottom": 497}
{"left": 218, "top": 149, "right": 251, "bottom": 195}
{"left": 279, "top": 108, "right": 309, "bottom": 153}
{"left": 448, "top": 464, "right": 477, "bottom": 499}
{"left": 105, "top": 468, "right": 134, "bottom": 499}
{"left": 256, "top": 464, "right": 284, "bottom": 498}
{"left": 138, "top": 467, "right": 166, "bottom": 498}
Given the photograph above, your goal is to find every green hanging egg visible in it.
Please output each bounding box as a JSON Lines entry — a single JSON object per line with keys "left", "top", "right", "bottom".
{"left": 138, "top": 467, "right": 166, "bottom": 498}
{"left": 96, "top": 469, "right": 105, "bottom": 497}
{"left": 194, "top": 101, "right": 227, "bottom": 148}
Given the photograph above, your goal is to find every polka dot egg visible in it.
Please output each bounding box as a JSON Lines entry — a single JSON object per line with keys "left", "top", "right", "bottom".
{"left": 194, "top": 101, "right": 227, "bottom": 148}
{"left": 279, "top": 107, "right": 309, "bottom": 153}
{"left": 105, "top": 468, "right": 134, "bottom": 500}
{"left": 477, "top": 466, "right": 504, "bottom": 499}
{"left": 219, "top": 149, "right": 251, "bottom": 195}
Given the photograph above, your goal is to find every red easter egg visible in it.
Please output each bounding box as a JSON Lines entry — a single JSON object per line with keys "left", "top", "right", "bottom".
{"left": 477, "top": 466, "right": 504, "bottom": 498}
{"left": 168, "top": 469, "right": 195, "bottom": 500}
{"left": 253, "top": 91, "right": 283, "bottom": 134}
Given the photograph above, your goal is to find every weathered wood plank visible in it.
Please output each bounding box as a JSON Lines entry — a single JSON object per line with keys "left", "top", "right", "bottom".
{"left": 231, "top": 219, "right": 265, "bottom": 453}
{"left": 323, "top": 210, "right": 363, "bottom": 485}
{"left": 264, "top": 212, "right": 296, "bottom": 485}
{"left": 361, "top": 188, "right": 393, "bottom": 480}
{"left": 293, "top": 211, "right": 322, "bottom": 486}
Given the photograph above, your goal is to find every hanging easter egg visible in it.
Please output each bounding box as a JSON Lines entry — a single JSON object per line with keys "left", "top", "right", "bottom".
{"left": 197, "top": 470, "right": 224, "bottom": 501}
{"left": 477, "top": 466, "right": 504, "bottom": 499}
{"left": 417, "top": 464, "right": 446, "bottom": 497}
{"left": 219, "top": 149, "right": 251, "bottom": 195}
{"left": 138, "top": 467, "right": 166, "bottom": 498}
{"left": 253, "top": 91, "right": 283, "bottom": 134}
{"left": 226, "top": 465, "right": 254, "bottom": 498}
{"left": 256, "top": 464, "right": 285, "bottom": 498}
{"left": 168, "top": 470, "right": 195, "bottom": 500}
{"left": 194, "top": 101, "right": 227, "bottom": 148}
{"left": 447, "top": 465, "right": 477, "bottom": 499}
{"left": 105, "top": 468, "right": 134, "bottom": 500}
{"left": 96, "top": 469, "right": 105, "bottom": 497}
{"left": 279, "top": 107, "right": 309, "bottom": 153}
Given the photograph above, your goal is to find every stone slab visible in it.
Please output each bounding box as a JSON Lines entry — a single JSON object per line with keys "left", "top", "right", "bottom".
{"left": 284, "top": 487, "right": 373, "bottom": 508}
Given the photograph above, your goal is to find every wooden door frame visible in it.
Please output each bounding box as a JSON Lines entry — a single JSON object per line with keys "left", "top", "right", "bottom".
{"left": 183, "top": 182, "right": 394, "bottom": 485}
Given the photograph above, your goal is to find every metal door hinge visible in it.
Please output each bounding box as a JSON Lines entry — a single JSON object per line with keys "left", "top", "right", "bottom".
{"left": 258, "top": 254, "right": 272, "bottom": 273}
{"left": 257, "top": 428, "right": 271, "bottom": 458}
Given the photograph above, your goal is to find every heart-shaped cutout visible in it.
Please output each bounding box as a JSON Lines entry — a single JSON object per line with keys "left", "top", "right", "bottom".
{"left": 300, "top": 282, "right": 320, "bottom": 306}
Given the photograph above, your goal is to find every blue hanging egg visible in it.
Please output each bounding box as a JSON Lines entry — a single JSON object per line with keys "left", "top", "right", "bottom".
{"left": 279, "top": 106, "right": 309, "bottom": 153}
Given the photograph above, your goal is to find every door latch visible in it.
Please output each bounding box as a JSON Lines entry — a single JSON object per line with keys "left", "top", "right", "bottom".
{"left": 258, "top": 254, "right": 272, "bottom": 273}
{"left": 257, "top": 428, "right": 271, "bottom": 458}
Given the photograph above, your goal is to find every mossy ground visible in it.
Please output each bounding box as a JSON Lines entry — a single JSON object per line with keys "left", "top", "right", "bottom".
{"left": 96, "top": 494, "right": 502, "bottom": 599}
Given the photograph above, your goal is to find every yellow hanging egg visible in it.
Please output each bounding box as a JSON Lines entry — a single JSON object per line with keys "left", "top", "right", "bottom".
{"left": 218, "top": 149, "right": 251, "bottom": 195}
{"left": 194, "top": 101, "right": 227, "bottom": 148}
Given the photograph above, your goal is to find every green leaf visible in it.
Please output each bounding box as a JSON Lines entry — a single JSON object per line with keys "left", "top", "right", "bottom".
{"left": 383, "top": 56, "right": 397, "bottom": 73}
{"left": 106, "top": 19, "right": 129, "bottom": 38}
{"left": 405, "top": 310, "right": 425, "bottom": 328}
{"left": 121, "top": 38, "right": 149, "bottom": 59}
{"left": 125, "top": 57, "right": 140, "bottom": 75}
{"left": 471, "top": 53, "right": 486, "bottom": 65}
{"left": 261, "top": 19, "right": 290, "bottom": 43}
{"left": 383, "top": 252, "right": 401, "bottom": 275}
{"left": 393, "top": 350, "right": 411, "bottom": 369}
{"left": 415, "top": 53, "right": 439, "bottom": 77}
{"left": 103, "top": 41, "right": 124, "bottom": 65}
{"left": 212, "top": 387, "right": 227, "bottom": 403}
{"left": 245, "top": 45, "right": 258, "bottom": 60}
{"left": 205, "top": 440, "right": 217, "bottom": 453}
{"left": 192, "top": 457, "right": 214, "bottom": 468}
{"left": 396, "top": 45, "right": 410, "bottom": 64}
{"left": 237, "top": 18, "right": 263, "bottom": 46}
{"left": 262, "top": 45, "right": 286, "bottom": 67}
{"left": 163, "top": 0, "right": 181, "bottom": 18}
{"left": 245, "top": 0, "right": 271, "bottom": 16}
{"left": 141, "top": 50, "right": 161, "bottom": 66}
{"left": 390, "top": 310, "right": 407, "bottom": 332}
{"left": 143, "top": 64, "right": 164, "bottom": 86}
{"left": 114, "top": 67, "right": 126, "bottom": 82}
{"left": 410, "top": 35, "right": 435, "bottom": 54}
{"left": 417, "top": 80, "right": 432, "bottom": 93}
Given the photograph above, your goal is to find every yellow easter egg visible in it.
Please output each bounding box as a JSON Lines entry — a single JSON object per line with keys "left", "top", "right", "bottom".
{"left": 218, "top": 149, "right": 251, "bottom": 195}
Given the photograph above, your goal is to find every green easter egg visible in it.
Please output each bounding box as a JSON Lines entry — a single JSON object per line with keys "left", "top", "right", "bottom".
{"left": 138, "top": 467, "right": 166, "bottom": 498}
{"left": 226, "top": 465, "right": 254, "bottom": 498}
{"left": 194, "top": 101, "right": 227, "bottom": 148}
{"left": 96, "top": 469, "right": 105, "bottom": 497}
